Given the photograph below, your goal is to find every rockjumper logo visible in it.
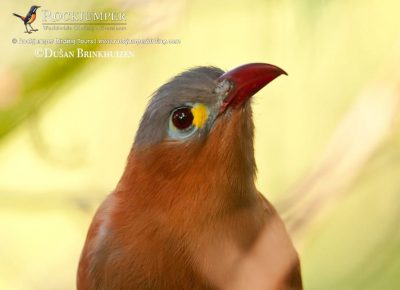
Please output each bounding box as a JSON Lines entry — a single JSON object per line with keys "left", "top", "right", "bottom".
{"left": 40, "top": 9, "right": 127, "bottom": 31}
{"left": 12, "top": 5, "right": 41, "bottom": 34}
{"left": 41, "top": 10, "right": 127, "bottom": 23}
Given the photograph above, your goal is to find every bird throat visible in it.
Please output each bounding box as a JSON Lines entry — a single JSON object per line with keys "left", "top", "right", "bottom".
{"left": 118, "top": 108, "right": 257, "bottom": 215}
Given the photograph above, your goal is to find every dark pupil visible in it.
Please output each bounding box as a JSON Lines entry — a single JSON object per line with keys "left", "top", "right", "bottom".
{"left": 172, "top": 107, "right": 193, "bottom": 130}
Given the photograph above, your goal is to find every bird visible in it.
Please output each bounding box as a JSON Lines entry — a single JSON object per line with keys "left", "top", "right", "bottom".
{"left": 77, "top": 63, "right": 302, "bottom": 290}
{"left": 12, "top": 5, "right": 40, "bottom": 34}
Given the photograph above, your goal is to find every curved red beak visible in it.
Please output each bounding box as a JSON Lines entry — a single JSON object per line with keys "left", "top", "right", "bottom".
{"left": 217, "top": 63, "right": 287, "bottom": 113}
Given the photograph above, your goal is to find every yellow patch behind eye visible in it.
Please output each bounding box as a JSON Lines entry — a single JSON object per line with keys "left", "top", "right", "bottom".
{"left": 191, "top": 103, "right": 209, "bottom": 128}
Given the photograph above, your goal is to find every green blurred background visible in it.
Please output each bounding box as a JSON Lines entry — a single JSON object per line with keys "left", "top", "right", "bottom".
{"left": 1, "top": 0, "right": 400, "bottom": 289}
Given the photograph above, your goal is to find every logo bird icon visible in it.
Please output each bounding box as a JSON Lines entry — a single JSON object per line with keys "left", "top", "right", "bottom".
{"left": 12, "top": 5, "right": 41, "bottom": 34}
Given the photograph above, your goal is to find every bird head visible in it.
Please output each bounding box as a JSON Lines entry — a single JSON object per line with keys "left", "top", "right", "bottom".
{"left": 123, "top": 63, "right": 286, "bottom": 205}
{"left": 30, "top": 5, "right": 41, "bottom": 13}
{"left": 134, "top": 63, "right": 286, "bottom": 147}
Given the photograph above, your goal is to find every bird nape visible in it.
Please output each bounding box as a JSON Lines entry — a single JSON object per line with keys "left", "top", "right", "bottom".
{"left": 77, "top": 63, "right": 302, "bottom": 290}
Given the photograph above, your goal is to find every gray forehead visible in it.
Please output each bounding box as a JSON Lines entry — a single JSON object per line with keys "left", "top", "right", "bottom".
{"left": 148, "top": 66, "right": 224, "bottom": 111}
{"left": 134, "top": 66, "right": 225, "bottom": 147}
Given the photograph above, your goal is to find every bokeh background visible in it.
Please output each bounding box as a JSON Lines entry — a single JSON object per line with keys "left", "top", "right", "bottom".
{"left": 1, "top": 0, "right": 400, "bottom": 289}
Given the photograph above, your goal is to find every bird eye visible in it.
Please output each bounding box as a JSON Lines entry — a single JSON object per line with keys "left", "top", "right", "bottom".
{"left": 168, "top": 103, "right": 208, "bottom": 140}
{"left": 171, "top": 107, "right": 194, "bottom": 130}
